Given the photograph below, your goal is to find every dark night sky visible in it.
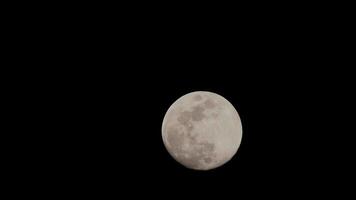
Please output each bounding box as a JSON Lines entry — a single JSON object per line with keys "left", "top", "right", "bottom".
{"left": 44, "top": 54, "right": 345, "bottom": 197}
{"left": 11, "top": 6, "right": 353, "bottom": 197}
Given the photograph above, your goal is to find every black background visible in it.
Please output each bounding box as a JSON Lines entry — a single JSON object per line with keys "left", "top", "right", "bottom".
{"left": 8, "top": 4, "right": 353, "bottom": 198}
{"left": 42, "top": 52, "right": 345, "bottom": 197}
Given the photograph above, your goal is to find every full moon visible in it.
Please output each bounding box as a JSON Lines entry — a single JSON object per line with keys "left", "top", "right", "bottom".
{"left": 162, "top": 91, "right": 242, "bottom": 170}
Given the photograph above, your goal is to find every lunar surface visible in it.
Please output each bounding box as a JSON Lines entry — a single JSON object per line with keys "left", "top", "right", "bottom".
{"left": 162, "top": 91, "right": 242, "bottom": 170}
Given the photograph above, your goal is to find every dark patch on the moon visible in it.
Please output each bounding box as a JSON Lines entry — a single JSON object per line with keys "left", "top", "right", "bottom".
{"left": 176, "top": 99, "right": 216, "bottom": 130}
{"left": 194, "top": 94, "right": 203, "bottom": 101}
{"left": 201, "top": 142, "right": 215, "bottom": 152}
{"left": 204, "top": 99, "right": 216, "bottom": 109}
{"left": 187, "top": 131, "right": 197, "bottom": 141}
{"left": 176, "top": 105, "right": 207, "bottom": 136}
{"left": 203, "top": 157, "right": 212, "bottom": 164}
{"left": 177, "top": 111, "right": 191, "bottom": 125}
{"left": 177, "top": 106, "right": 206, "bottom": 123}
{"left": 191, "top": 106, "right": 205, "bottom": 121}
{"left": 177, "top": 111, "right": 194, "bottom": 133}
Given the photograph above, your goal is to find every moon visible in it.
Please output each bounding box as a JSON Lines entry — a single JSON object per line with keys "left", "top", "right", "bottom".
{"left": 161, "top": 91, "right": 242, "bottom": 170}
